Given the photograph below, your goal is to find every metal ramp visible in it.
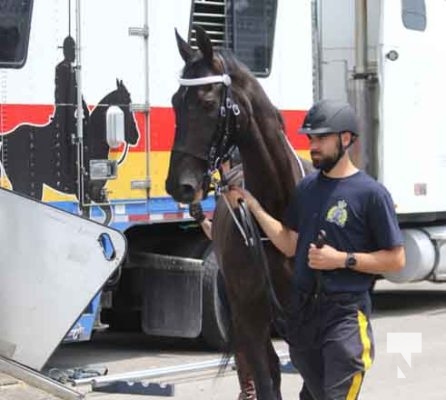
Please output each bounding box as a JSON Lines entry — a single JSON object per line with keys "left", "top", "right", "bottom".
{"left": 0, "top": 188, "right": 126, "bottom": 371}
{"left": 0, "top": 356, "right": 83, "bottom": 399}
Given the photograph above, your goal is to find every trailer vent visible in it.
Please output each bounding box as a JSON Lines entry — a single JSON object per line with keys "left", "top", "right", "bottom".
{"left": 189, "top": 0, "right": 277, "bottom": 76}
{"left": 190, "top": 0, "right": 227, "bottom": 49}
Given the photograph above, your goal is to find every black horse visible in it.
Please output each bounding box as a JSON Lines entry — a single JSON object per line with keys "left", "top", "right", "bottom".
{"left": 2, "top": 79, "right": 139, "bottom": 224}
{"left": 166, "top": 27, "right": 312, "bottom": 400}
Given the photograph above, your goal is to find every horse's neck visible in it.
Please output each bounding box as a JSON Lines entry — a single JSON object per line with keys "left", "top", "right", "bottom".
{"left": 238, "top": 97, "right": 301, "bottom": 218}
{"left": 88, "top": 103, "right": 108, "bottom": 136}
{"left": 85, "top": 104, "right": 108, "bottom": 150}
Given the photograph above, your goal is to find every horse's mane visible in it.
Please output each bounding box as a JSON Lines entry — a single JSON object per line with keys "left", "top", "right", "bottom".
{"left": 213, "top": 49, "right": 308, "bottom": 217}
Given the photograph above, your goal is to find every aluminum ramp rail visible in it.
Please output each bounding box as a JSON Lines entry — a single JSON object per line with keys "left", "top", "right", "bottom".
{"left": 0, "top": 355, "right": 83, "bottom": 399}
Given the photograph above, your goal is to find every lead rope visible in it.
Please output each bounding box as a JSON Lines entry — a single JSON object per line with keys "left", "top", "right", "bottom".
{"left": 237, "top": 198, "right": 284, "bottom": 317}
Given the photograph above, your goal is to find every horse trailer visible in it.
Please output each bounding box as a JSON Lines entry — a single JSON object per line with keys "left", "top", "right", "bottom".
{"left": 0, "top": 0, "right": 445, "bottom": 347}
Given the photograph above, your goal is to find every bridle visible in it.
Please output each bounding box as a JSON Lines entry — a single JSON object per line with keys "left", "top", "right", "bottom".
{"left": 176, "top": 59, "right": 241, "bottom": 198}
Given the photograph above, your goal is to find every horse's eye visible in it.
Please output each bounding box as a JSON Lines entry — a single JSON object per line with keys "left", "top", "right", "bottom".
{"left": 202, "top": 99, "right": 217, "bottom": 111}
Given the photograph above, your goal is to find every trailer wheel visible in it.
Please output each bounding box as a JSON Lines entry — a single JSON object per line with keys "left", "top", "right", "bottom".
{"left": 201, "top": 248, "right": 230, "bottom": 350}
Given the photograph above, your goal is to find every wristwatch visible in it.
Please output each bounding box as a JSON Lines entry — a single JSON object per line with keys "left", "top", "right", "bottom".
{"left": 345, "top": 252, "right": 357, "bottom": 269}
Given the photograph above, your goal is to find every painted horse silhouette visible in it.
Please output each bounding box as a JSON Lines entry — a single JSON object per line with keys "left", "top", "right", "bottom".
{"left": 2, "top": 79, "right": 139, "bottom": 224}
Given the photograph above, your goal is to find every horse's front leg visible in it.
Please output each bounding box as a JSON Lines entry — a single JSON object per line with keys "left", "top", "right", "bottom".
{"left": 234, "top": 315, "right": 278, "bottom": 400}
{"left": 234, "top": 350, "right": 256, "bottom": 400}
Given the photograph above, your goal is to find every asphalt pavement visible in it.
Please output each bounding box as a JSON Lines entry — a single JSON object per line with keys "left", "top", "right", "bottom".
{"left": 43, "top": 280, "right": 446, "bottom": 400}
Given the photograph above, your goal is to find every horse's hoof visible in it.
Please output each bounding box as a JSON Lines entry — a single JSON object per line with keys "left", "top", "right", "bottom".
{"left": 237, "top": 381, "right": 256, "bottom": 400}
{"left": 237, "top": 393, "right": 256, "bottom": 400}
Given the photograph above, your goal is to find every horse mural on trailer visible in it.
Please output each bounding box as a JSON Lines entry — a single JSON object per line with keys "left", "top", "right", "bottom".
{"left": 166, "top": 27, "right": 313, "bottom": 400}
{"left": 82, "top": 79, "right": 139, "bottom": 223}
{"left": 1, "top": 76, "right": 139, "bottom": 225}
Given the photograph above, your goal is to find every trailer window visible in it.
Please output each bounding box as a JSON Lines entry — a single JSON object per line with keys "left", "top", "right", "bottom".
{"left": 227, "top": 0, "right": 277, "bottom": 76}
{"left": 190, "top": 0, "right": 277, "bottom": 77}
{"left": 0, "top": 0, "right": 33, "bottom": 68}
{"left": 402, "top": 0, "right": 426, "bottom": 31}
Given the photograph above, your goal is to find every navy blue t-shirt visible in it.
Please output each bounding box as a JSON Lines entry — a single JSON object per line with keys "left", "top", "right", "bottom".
{"left": 284, "top": 170, "right": 403, "bottom": 293}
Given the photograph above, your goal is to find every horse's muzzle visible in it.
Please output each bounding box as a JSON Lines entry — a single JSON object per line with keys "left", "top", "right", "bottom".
{"left": 165, "top": 179, "right": 196, "bottom": 204}
{"left": 176, "top": 183, "right": 197, "bottom": 204}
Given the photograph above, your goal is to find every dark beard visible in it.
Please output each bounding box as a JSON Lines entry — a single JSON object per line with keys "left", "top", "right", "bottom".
{"left": 311, "top": 137, "right": 345, "bottom": 173}
{"left": 312, "top": 154, "right": 340, "bottom": 172}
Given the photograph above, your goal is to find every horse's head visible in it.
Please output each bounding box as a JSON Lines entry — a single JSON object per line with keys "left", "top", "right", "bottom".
{"left": 166, "top": 27, "right": 244, "bottom": 204}
{"left": 106, "top": 79, "right": 139, "bottom": 146}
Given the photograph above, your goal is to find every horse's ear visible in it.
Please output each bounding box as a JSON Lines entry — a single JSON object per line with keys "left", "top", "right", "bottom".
{"left": 175, "top": 28, "right": 194, "bottom": 63}
{"left": 195, "top": 25, "right": 213, "bottom": 65}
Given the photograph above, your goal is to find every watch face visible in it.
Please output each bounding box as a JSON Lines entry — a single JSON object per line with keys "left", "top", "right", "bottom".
{"left": 347, "top": 253, "right": 357, "bottom": 268}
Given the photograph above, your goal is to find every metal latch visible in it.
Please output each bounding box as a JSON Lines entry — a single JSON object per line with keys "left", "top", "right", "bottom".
{"left": 130, "top": 103, "right": 150, "bottom": 113}
{"left": 129, "top": 26, "right": 149, "bottom": 38}
{"left": 131, "top": 179, "right": 151, "bottom": 190}
{"left": 90, "top": 160, "right": 118, "bottom": 180}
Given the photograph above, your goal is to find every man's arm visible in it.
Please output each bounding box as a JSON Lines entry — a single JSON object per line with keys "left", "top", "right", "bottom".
{"left": 308, "top": 244, "right": 405, "bottom": 274}
{"left": 227, "top": 188, "right": 298, "bottom": 257}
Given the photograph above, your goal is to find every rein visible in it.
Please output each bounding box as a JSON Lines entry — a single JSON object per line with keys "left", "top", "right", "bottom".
{"left": 215, "top": 172, "right": 285, "bottom": 319}
{"left": 237, "top": 198, "right": 284, "bottom": 317}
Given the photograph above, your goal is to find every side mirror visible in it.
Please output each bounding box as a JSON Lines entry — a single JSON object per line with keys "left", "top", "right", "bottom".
{"left": 106, "top": 106, "right": 125, "bottom": 148}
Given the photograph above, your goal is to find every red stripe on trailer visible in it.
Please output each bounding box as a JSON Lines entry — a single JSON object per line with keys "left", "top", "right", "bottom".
{"left": 0, "top": 105, "right": 309, "bottom": 151}
{"left": 149, "top": 107, "right": 310, "bottom": 151}
{"left": 0, "top": 104, "right": 55, "bottom": 133}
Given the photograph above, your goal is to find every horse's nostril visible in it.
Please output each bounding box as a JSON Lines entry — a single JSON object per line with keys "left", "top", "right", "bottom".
{"left": 179, "top": 184, "right": 196, "bottom": 203}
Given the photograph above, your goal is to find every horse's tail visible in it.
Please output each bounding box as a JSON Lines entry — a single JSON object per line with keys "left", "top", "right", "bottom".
{"left": 217, "top": 330, "right": 233, "bottom": 377}
{"left": 216, "top": 282, "right": 234, "bottom": 377}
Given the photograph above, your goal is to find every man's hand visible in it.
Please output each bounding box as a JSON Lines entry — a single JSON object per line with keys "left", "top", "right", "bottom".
{"left": 189, "top": 202, "right": 205, "bottom": 223}
{"left": 226, "top": 187, "right": 260, "bottom": 210}
{"left": 308, "top": 243, "right": 345, "bottom": 270}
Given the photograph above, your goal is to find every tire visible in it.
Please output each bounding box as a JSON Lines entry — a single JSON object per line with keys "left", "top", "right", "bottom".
{"left": 201, "top": 248, "right": 230, "bottom": 350}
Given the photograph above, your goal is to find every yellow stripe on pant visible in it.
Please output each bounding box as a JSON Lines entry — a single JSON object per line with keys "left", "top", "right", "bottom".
{"left": 345, "top": 309, "right": 372, "bottom": 400}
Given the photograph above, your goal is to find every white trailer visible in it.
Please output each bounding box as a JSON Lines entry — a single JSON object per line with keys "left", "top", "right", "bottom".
{"left": 0, "top": 0, "right": 312, "bottom": 348}
{"left": 314, "top": 0, "right": 446, "bottom": 283}
{"left": 1, "top": 0, "right": 445, "bottom": 359}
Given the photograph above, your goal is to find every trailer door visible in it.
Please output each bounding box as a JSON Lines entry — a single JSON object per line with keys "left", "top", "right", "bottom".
{"left": 380, "top": 0, "right": 446, "bottom": 215}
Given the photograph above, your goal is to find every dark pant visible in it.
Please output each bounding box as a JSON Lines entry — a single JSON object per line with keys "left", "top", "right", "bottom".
{"left": 287, "top": 291, "right": 374, "bottom": 400}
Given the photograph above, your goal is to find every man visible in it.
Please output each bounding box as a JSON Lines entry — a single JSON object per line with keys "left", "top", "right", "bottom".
{"left": 229, "top": 99, "right": 405, "bottom": 400}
